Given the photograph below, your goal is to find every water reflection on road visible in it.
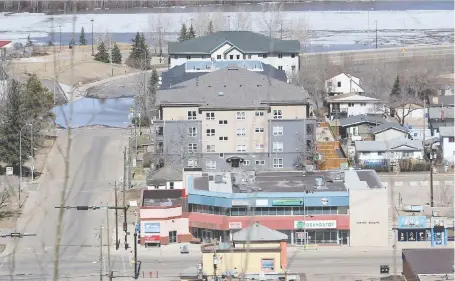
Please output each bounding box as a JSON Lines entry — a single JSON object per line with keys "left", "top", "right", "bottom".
{"left": 53, "top": 97, "right": 133, "bottom": 128}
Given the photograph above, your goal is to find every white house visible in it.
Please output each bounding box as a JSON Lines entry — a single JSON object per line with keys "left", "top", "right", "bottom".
{"left": 0, "top": 40, "right": 12, "bottom": 62}
{"left": 326, "top": 93, "right": 386, "bottom": 119}
{"left": 168, "top": 31, "right": 300, "bottom": 76}
{"left": 370, "top": 122, "right": 410, "bottom": 141}
{"left": 394, "top": 103, "right": 426, "bottom": 120}
{"left": 355, "top": 139, "right": 424, "bottom": 165}
{"left": 325, "top": 73, "right": 364, "bottom": 95}
{"left": 439, "top": 126, "right": 454, "bottom": 164}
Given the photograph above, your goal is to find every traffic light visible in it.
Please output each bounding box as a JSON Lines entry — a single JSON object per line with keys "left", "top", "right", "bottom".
{"left": 123, "top": 222, "right": 128, "bottom": 232}
{"left": 76, "top": 206, "right": 89, "bottom": 210}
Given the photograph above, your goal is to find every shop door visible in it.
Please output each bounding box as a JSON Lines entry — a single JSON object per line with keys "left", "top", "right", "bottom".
{"left": 340, "top": 231, "right": 348, "bottom": 245}
{"left": 296, "top": 231, "right": 309, "bottom": 245}
{"left": 202, "top": 229, "right": 212, "bottom": 243}
{"left": 169, "top": 231, "right": 177, "bottom": 243}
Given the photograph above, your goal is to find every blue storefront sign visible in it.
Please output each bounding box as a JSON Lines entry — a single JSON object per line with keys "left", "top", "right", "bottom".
{"left": 398, "top": 216, "right": 427, "bottom": 229}
{"left": 144, "top": 223, "right": 160, "bottom": 233}
{"left": 430, "top": 217, "right": 448, "bottom": 247}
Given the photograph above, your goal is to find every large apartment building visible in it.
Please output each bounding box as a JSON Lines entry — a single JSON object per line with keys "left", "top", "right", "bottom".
{"left": 168, "top": 31, "right": 301, "bottom": 76}
{"left": 152, "top": 67, "right": 315, "bottom": 171}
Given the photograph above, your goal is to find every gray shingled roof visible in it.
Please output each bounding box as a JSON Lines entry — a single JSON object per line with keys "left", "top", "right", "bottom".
{"left": 160, "top": 61, "right": 287, "bottom": 90}
{"left": 439, "top": 126, "right": 455, "bottom": 137}
{"left": 403, "top": 248, "right": 454, "bottom": 275}
{"left": 146, "top": 167, "right": 183, "bottom": 186}
{"left": 156, "top": 67, "right": 309, "bottom": 108}
{"left": 370, "top": 122, "right": 409, "bottom": 134}
{"left": 339, "top": 115, "right": 386, "bottom": 127}
{"left": 355, "top": 140, "right": 423, "bottom": 152}
{"left": 233, "top": 222, "right": 288, "bottom": 242}
{"left": 168, "top": 31, "right": 300, "bottom": 54}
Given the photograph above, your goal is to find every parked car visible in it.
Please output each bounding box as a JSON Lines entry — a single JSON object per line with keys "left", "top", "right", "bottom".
{"left": 180, "top": 245, "right": 189, "bottom": 254}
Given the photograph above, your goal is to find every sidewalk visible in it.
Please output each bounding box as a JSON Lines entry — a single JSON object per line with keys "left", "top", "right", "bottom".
{"left": 288, "top": 241, "right": 455, "bottom": 252}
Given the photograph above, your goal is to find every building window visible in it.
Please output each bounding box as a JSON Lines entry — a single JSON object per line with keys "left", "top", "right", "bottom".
{"left": 174, "top": 55, "right": 178, "bottom": 59}
{"left": 243, "top": 160, "right": 250, "bottom": 165}
{"left": 229, "top": 55, "right": 234, "bottom": 60}
{"left": 449, "top": 137, "right": 455, "bottom": 143}
{"left": 169, "top": 182, "right": 174, "bottom": 189}
{"left": 278, "top": 66, "right": 283, "bottom": 70}
{"left": 201, "top": 55, "right": 206, "bottom": 59}
{"left": 206, "top": 145, "right": 215, "bottom": 152}
{"left": 236, "top": 55, "right": 240, "bottom": 59}
{"left": 219, "top": 153, "right": 224, "bottom": 158}
{"left": 217, "top": 55, "right": 221, "bottom": 60}
{"left": 188, "top": 143, "right": 197, "bottom": 153}
{"left": 187, "top": 111, "right": 196, "bottom": 120}
{"left": 187, "top": 159, "right": 198, "bottom": 167}
{"left": 206, "top": 161, "right": 216, "bottom": 170}
{"left": 278, "top": 54, "right": 283, "bottom": 58}
{"left": 219, "top": 136, "right": 228, "bottom": 141}
{"left": 273, "top": 142, "right": 283, "bottom": 152}
{"left": 273, "top": 158, "right": 283, "bottom": 168}
{"left": 273, "top": 110, "right": 283, "bottom": 119}
{"left": 273, "top": 126, "right": 283, "bottom": 136}
{"left": 206, "top": 112, "right": 215, "bottom": 120}
{"left": 291, "top": 53, "right": 296, "bottom": 58}
{"left": 291, "top": 65, "right": 296, "bottom": 71}
{"left": 261, "top": 259, "right": 275, "bottom": 272}
{"left": 255, "top": 111, "right": 264, "bottom": 116}
{"left": 262, "top": 54, "right": 267, "bottom": 58}
{"left": 219, "top": 120, "right": 228, "bottom": 125}
{"left": 255, "top": 144, "right": 264, "bottom": 150}
{"left": 236, "top": 144, "right": 246, "bottom": 152}
{"left": 236, "top": 112, "right": 246, "bottom": 120}
{"left": 348, "top": 103, "right": 354, "bottom": 107}
{"left": 360, "top": 103, "right": 366, "bottom": 107}
{"left": 255, "top": 128, "right": 264, "bottom": 133}
{"left": 206, "top": 129, "right": 216, "bottom": 136}
{"left": 255, "top": 160, "right": 265, "bottom": 165}
{"left": 306, "top": 124, "right": 314, "bottom": 135}
{"left": 248, "top": 54, "right": 252, "bottom": 59}
{"left": 188, "top": 127, "right": 197, "bottom": 137}
{"left": 337, "top": 81, "right": 341, "bottom": 87}
{"left": 237, "top": 128, "right": 246, "bottom": 136}
{"left": 186, "top": 55, "right": 191, "bottom": 60}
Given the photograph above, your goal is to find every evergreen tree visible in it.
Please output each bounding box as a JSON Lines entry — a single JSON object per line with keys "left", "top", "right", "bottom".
{"left": 126, "top": 32, "right": 151, "bottom": 70}
{"left": 178, "top": 24, "right": 188, "bottom": 42}
{"left": 207, "top": 20, "right": 214, "bottom": 35}
{"left": 111, "top": 43, "right": 122, "bottom": 64}
{"left": 25, "top": 35, "right": 33, "bottom": 47}
{"left": 79, "top": 27, "right": 87, "bottom": 45}
{"left": 0, "top": 80, "right": 25, "bottom": 167}
{"left": 145, "top": 68, "right": 160, "bottom": 119}
{"left": 390, "top": 75, "right": 401, "bottom": 97}
{"left": 94, "top": 41, "right": 110, "bottom": 63}
{"left": 188, "top": 24, "right": 196, "bottom": 39}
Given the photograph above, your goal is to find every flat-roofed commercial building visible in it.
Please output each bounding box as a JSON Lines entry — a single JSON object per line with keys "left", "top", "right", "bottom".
{"left": 183, "top": 169, "right": 388, "bottom": 247}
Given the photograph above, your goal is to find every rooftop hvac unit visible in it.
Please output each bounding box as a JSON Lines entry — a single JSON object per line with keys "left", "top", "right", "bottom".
{"left": 314, "top": 176, "right": 326, "bottom": 189}
{"left": 215, "top": 174, "right": 224, "bottom": 183}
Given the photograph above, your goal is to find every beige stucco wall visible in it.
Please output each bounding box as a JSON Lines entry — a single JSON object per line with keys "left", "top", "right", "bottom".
{"left": 140, "top": 206, "right": 182, "bottom": 219}
{"left": 162, "top": 107, "right": 200, "bottom": 121}
{"left": 234, "top": 242, "right": 281, "bottom": 249}
{"left": 270, "top": 105, "right": 307, "bottom": 119}
{"left": 202, "top": 251, "right": 283, "bottom": 275}
{"left": 349, "top": 188, "right": 389, "bottom": 247}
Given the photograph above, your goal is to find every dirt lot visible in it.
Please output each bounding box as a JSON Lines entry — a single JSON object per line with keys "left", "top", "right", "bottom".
{"left": 8, "top": 43, "right": 143, "bottom": 85}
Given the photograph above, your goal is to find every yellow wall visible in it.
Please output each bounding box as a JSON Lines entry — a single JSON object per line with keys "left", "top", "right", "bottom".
{"left": 162, "top": 107, "right": 199, "bottom": 121}
{"left": 202, "top": 251, "right": 283, "bottom": 275}
{"left": 270, "top": 105, "right": 308, "bottom": 119}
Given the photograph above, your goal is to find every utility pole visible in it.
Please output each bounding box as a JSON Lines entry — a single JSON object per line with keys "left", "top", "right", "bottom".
{"left": 100, "top": 225, "right": 103, "bottom": 281}
{"left": 59, "top": 25, "right": 62, "bottom": 50}
{"left": 134, "top": 231, "right": 138, "bottom": 279}
{"left": 91, "top": 19, "right": 94, "bottom": 56}
{"left": 115, "top": 181, "right": 119, "bottom": 250}
{"left": 123, "top": 147, "right": 129, "bottom": 249}
{"left": 106, "top": 207, "right": 111, "bottom": 281}
{"left": 375, "top": 20, "right": 378, "bottom": 49}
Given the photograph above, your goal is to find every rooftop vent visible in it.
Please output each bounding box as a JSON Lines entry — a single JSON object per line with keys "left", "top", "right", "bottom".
{"left": 218, "top": 91, "right": 224, "bottom": 96}
{"left": 314, "top": 176, "right": 327, "bottom": 190}
{"left": 215, "top": 174, "right": 224, "bottom": 183}
{"left": 328, "top": 172, "right": 345, "bottom": 182}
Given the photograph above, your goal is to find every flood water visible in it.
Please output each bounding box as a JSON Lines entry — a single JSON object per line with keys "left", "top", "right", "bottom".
{"left": 53, "top": 97, "right": 134, "bottom": 128}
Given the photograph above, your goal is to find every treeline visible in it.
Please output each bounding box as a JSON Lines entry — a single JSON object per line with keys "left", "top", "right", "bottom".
{"left": 0, "top": 0, "right": 305, "bottom": 13}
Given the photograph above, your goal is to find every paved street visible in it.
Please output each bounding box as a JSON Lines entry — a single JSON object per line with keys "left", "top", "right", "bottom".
{"left": 0, "top": 128, "right": 128, "bottom": 280}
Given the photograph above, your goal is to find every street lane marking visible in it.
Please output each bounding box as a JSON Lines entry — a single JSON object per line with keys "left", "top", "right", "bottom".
{"left": 409, "top": 181, "right": 419, "bottom": 187}
{"left": 394, "top": 182, "right": 403, "bottom": 187}
{"left": 420, "top": 181, "right": 429, "bottom": 186}
{"left": 445, "top": 181, "right": 453, "bottom": 185}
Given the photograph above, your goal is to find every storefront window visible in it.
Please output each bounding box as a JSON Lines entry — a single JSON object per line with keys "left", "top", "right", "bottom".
{"left": 261, "top": 259, "right": 275, "bottom": 272}
{"left": 276, "top": 207, "right": 285, "bottom": 215}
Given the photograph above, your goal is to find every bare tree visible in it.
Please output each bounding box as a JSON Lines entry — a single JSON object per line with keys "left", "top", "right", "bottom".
{"left": 148, "top": 14, "right": 171, "bottom": 62}
{"left": 258, "top": 1, "right": 284, "bottom": 38}
{"left": 292, "top": 123, "right": 322, "bottom": 170}
{"left": 193, "top": 12, "right": 227, "bottom": 36}
{"left": 230, "top": 6, "right": 253, "bottom": 32}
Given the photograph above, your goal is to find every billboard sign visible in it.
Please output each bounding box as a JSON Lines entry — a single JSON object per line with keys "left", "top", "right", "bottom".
{"left": 431, "top": 218, "right": 445, "bottom": 229}
{"left": 144, "top": 235, "right": 160, "bottom": 242}
{"left": 144, "top": 223, "right": 160, "bottom": 233}
{"left": 398, "top": 216, "right": 427, "bottom": 229}
{"left": 294, "top": 220, "right": 337, "bottom": 229}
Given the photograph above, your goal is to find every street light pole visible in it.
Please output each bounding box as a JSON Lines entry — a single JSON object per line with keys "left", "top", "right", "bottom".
{"left": 30, "top": 123, "right": 34, "bottom": 181}
{"left": 59, "top": 25, "right": 62, "bottom": 50}
{"left": 91, "top": 19, "right": 95, "bottom": 56}
{"left": 375, "top": 20, "right": 378, "bottom": 49}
